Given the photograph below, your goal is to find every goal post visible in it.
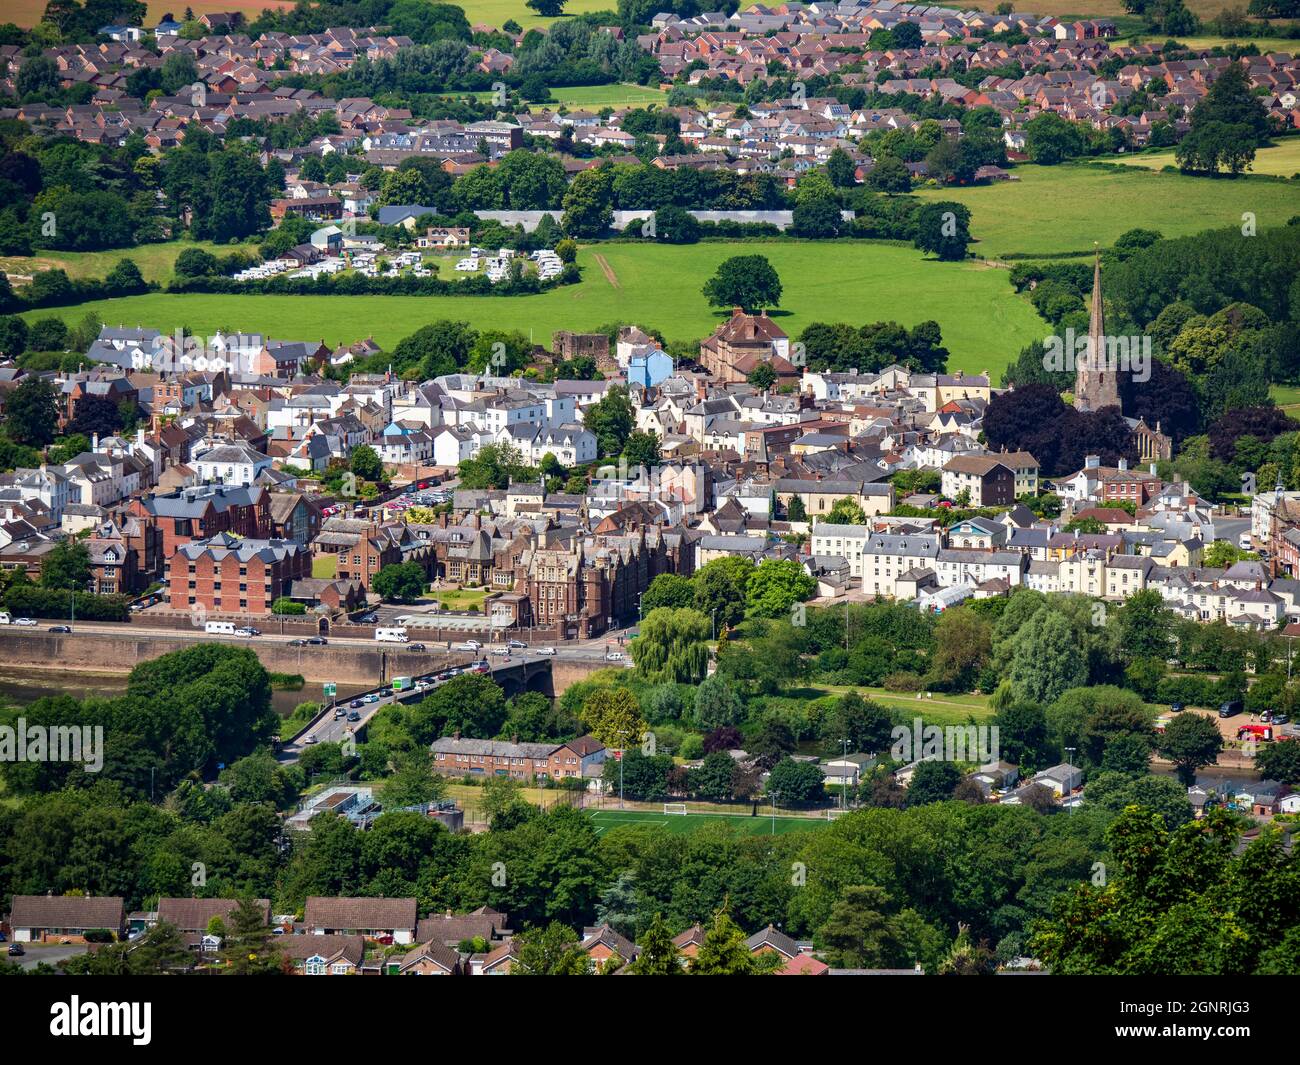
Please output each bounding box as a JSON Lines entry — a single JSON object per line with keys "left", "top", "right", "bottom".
{"left": 663, "top": 803, "right": 688, "bottom": 816}
{"left": 826, "top": 808, "right": 846, "bottom": 821}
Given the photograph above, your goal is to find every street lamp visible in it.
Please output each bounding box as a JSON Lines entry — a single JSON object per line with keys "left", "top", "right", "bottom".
{"left": 770, "top": 789, "right": 780, "bottom": 834}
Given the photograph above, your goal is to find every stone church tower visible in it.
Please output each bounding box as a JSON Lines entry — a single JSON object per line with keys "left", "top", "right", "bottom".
{"left": 1074, "top": 247, "right": 1120, "bottom": 412}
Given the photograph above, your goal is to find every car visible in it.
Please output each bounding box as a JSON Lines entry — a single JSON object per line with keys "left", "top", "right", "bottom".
{"left": 14, "top": 617, "right": 37, "bottom": 626}
{"left": 1219, "top": 700, "right": 1243, "bottom": 719}
{"left": 235, "top": 627, "right": 260, "bottom": 637}
{"left": 48, "top": 625, "right": 72, "bottom": 633}
{"left": 306, "top": 637, "right": 328, "bottom": 646}
{"left": 347, "top": 711, "right": 361, "bottom": 722}
{"left": 363, "top": 693, "right": 379, "bottom": 704}
{"left": 507, "top": 639, "right": 526, "bottom": 649}
{"left": 8, "top": 943, "right": 24, "bottom": 957}
{"left": 536, "top": 646, "right": 556, "bottom": 656}
{"left": 304, "top": 734, "right": 318, "bottom": 744}
{"left": 407, "top": 643, "right": 427, "bottom": 652}
{"left": 1169, "top": 702, "right": 1185, "bottom": 713}
{"left": 333, "top": 707, "right": 347, "bottom": 719}
{"left": 1273, "top": 712, "right": 1291, "bottom": 726}
{"left": 357, "top": 613, "right": 378, "bottom": 624}
{"left": 491, "top": 646, "right": 510, "bottom": 657}
{"left": 349, "top": 699, "right": 364, "bottom": 709}
{"left": 605, "top": 651, "right": 625, "bottom": 661}
{"left": 288, "top": 639, "right": 307, "bottom": 647}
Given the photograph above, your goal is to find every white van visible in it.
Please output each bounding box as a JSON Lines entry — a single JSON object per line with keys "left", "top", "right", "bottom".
{"left": 205, "top": 621, "right": 236, "bottom": 635}
{"left": 1238, "top": 532, "right": 1253, "bottom": 551}
{"left": 0, "top": 612, "right": 10, "bottom": 625}
{"left": 375, "top": 628, "right": 409, "bottom": 643}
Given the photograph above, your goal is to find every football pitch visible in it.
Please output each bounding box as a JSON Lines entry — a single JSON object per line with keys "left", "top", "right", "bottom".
{"left": 587, "top": 808, "right": 830, "bottom": 837}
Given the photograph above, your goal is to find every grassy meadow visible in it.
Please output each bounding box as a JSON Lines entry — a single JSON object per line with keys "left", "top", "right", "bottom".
{"left": 19, "top": 241, "right": 1046, "bottom": 379}
{"left": 915, "top": 162, "right": 1299, "bottom": 259}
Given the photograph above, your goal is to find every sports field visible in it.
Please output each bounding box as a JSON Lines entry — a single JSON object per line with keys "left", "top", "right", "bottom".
{"left": 18, "top": 241, "right": 1045, "bottom": 378}
{"left": 915, "top": 162, "right": 1300, "bottom": 259}
{"left": 588, "top": 808, "right": 830, "bottom": 836}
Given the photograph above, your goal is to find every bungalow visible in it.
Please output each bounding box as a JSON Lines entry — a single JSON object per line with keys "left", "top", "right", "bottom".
{"left": 280, "top": 934, "right": 366, "bottom": 975}
{"left": 304, "top": 896, "right": 418, "bottom": 944}
{"left": 9, "top": 895, "right": 125, "bottom": 943}
{"left": 396, "top": 940, "right": 463, "bottom": 975}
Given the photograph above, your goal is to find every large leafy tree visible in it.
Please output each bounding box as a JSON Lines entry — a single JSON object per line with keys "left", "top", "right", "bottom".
{"left": 630, "top": 607, "right": 711, "bottom": 684}
{"left": 701, "top": 254, "right": 782, "bottom": 312}
{"left": 4, "top": 374, "right": 59, "bottom": 446}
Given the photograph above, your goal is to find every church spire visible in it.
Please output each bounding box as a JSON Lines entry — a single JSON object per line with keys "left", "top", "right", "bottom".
{"left": 1074, "top": 243, "right": 1120, "bottom": 413}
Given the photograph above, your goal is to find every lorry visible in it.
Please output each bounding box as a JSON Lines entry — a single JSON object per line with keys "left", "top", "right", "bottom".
{"left": 392, "top": 676, "right": 414, "bottom": 693}
{"left": 375, "top": 628, "right": 409, "bottom": 643}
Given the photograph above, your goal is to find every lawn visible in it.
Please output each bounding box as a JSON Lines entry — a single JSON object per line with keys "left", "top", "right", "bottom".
{"left": 7, "top": 0, "right": 293, "bottom": 28}
{"left": 1124, "top": 138, "right": 1300, "bottom": 178}
{"left": 464, "top": 83, "right": 670, "bottom": 110}
{"left": 915, "top": 162, "right": 1299, "bottom": 259}
{"left": 1272, "top": 384, "right": 1300, "bottom": 414}
{"left": 311, "top": 555, "right": 337, "bottom": 579}
{"left": 436, "top": 588, "right": 488, "bottom": 611}
{"left": 587, "top": 808, "right": 828, "bottom": 837}
{"left": 21, "top": 241, "right": 1046, "bottom": 380}
{"left": 799, "top": 685, "right": 996, "bottom": 726}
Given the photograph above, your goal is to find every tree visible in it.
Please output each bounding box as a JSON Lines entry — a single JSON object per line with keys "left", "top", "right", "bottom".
{"left": 526, "top": 0, "right": 568, "bottom": 17}
{"left": 913, "top": 201, "right": 972, "bottom": 261}
{"left": 585, "top": 385, "right": 635, "bottom": 457}
{"left": 820, "top": 691, "right": 894, "bottom": 754}
{"left": 748, "top": 362, "right": 777, "bottom": 391}
{"left": 1255, "top": 739, "right": 1300, "bottom": 784}
{"left": 40, "top": 540, "right": 90, "bottom": 591}
{"left": 371, "top": 561, "right": 427, "bottom": 603}
{"left": 641, "top": 573, "right": 695, "bottom": 612}
{"left": 816, "top": 885, "right": 907, "bottom": 969}
{"left": 631, "top": 607, "right": 711, "bottom": 684}
{"left": 906, "top": 760, "right": 961, "bottom": 806}
{"left": 1025, "top": 112, "right": 1086, "bottom": 165}
{"left": 745, "top": 558, "right": 816, "bottom": 619}
{"left": 824, "top": 497, "right": 868, "bottom": 525}
{"left": 1117, "top": 588, "right": 1174, "bottom": 662}
{"left": 826, "top": 147, "right": 857, "bottom": 188}
{"left": 512, "top": 922, "right": 592, "bottom": 975}
{"left": 622, "top": 429, "right": 660, "bottom": 467}
{"left": 701, "top": 254, "right": 782, "bottom": 313}
{"left": 694, "top": 558, "right": 751, "bottom": 631}
{"left": 561, "top": 166, "right": 614, "bottom": 237}
{"left": 629, "top": 913, "right": 683, "bottom": 974}
{"left": 1157, "top": 712, "right": 1224, "bottom": 785}
{"left": 382, "top": 749, "right": 445, "bottom": 808}
{"left": 582, "top": 688, "right": 646, "bottom": 750}
{"left": 766, "top": 757, "right": 826, "bottom": 804}
{"left": 689, "top": 907, "right": 779, "bottom": 974}
{"left": 693, "top": 674, "right": 743, "bottom": 730}
{"left": 1009, "top": 610, "right": 1087, "bottom": 705}
{"left": 4, "top": 375, "right": 58, "bottom": 446}
{"left": 219, "top": 897, "right": 283, "bottom": 975}
{"left": 349, "top": 444, "right": 382, "bottom": 482}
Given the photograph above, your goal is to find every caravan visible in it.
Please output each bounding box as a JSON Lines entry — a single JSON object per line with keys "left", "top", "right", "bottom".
{"left": 205, "top": 621, "right": 237, "bottom": 635}
{"left": 375, "top": 628, "right": 409, "bottom": 643}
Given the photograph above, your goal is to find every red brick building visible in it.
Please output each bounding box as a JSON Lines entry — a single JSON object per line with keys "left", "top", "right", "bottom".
{"left": 165, "top": 532, "right": 311, "bottom": 615}
{"left": 132, "top": 484, "right": 270, "bottom": 562}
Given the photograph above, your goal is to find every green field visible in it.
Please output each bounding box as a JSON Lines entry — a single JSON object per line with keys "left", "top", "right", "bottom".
{"left": 588, "top": 808, "right": 828, "bottom": 836}
{"left": 467, "top": 83, "right": 669, "bottom": 110}
{"left": 800, "top": 685, "right": 995, "bottom": 726}
{"left": 915, "top": 162, "right": 1299, "bottom": 259}
{"left": 21, "top": 242, "right": 1045, "bottom": 379}
{"left": 0, "top": 241, "right": 234, "bottom": 285}
{"left": 1125, "top": 138, "right": 1300, "bottom": 178}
